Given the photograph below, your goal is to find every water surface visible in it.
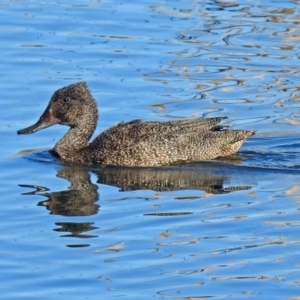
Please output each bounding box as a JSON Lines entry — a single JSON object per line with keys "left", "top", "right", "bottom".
{"left": 2, "top": 0, "right": 300, "bottom": 299}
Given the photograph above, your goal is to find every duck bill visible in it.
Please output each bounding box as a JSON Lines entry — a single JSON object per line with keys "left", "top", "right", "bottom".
{"left": 17, "top": 108, "right": 58, "bottom": 135}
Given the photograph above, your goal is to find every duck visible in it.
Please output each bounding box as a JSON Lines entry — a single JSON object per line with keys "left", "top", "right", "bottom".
{"left": 17, "top": 82, "right": 255, "bottom": 167}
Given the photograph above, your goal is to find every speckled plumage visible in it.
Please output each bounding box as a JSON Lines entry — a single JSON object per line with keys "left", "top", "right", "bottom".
{"left": 18, "top": 82, "right": 255, "bottom": 166}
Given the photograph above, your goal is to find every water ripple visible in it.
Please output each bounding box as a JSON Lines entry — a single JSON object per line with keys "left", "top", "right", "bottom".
{"left": 3, "top": 0, "right": 300, "bottom": 299}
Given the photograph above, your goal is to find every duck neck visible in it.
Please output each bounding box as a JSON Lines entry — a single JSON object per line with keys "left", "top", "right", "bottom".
{"left": 54, "top": 109, "right": 98, "bottom": 158}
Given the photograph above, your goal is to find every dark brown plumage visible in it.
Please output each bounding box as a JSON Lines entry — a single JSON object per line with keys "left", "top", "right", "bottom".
{"left": 17, "top": 82, "right": 255, "bottom": 166}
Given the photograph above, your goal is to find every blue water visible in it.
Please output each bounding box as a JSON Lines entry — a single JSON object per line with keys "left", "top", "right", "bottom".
{"left": 2, "top": 0, "right": 300, "bottom": 299}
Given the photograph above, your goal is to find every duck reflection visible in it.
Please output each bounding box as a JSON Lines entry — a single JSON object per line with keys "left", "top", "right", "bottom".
{"left": 20, "top": 163, "right": 252, "bottom": 217}
{"left": 19, "top": 163, "right": 252, "bottom": 242}
{"left": 27, "top": 167, "right": 100, "bottom": 216}
{"left": 96, "top": 165, "right": 251, "bottom": 193}
{"left": 20, "top": 167, "right": 100, "bottom": 243}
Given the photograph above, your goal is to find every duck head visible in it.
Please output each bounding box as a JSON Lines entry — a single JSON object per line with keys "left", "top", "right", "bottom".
{"left": 17, "top": 82, "right": 98, "bottom": 135}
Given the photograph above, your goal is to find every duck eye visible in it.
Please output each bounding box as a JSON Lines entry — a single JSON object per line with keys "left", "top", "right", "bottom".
{"left": 63, "top": 97, "right": 69, "bottom": 103}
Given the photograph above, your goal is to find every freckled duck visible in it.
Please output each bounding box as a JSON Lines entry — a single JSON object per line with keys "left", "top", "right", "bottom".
{"left": 17, "top": 82, "right": 255, "bottom": 166}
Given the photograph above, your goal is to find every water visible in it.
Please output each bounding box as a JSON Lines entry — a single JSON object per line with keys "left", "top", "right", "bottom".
{"left": 2, "top": 0, "right": 300, "bottom": 298}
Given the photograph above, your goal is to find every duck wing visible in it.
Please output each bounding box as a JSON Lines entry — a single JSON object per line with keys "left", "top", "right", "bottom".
{"left": 91, "top": 117, "right": 228, "bottom": 150}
